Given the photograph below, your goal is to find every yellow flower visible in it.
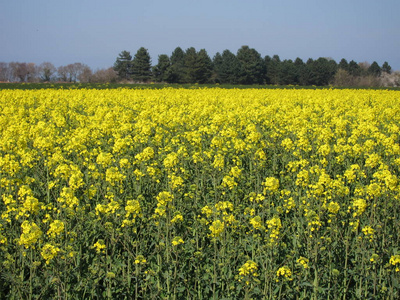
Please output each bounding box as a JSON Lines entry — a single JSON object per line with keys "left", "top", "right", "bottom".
{"left": 201, "top": 205, "right": 213, "bottom": 218}
{"left": 266, "top": 216, "right": 282, "bottom": 244}
{"left": 389, "top": 255, "right": 400, "bottom": 272}
{"left": 297, "top": 257, "right": 309, "bottom": 269}
{"left": 171, "top": 213, "right": 184, "bottom": 224}
{"left": 238, "top": 260, "right": 258, "bottom": 283}
{"left": 212, "top": 154, "right": 225, "bottom": 171}
{"left": 351, "top": 198, "right": 367, "bottom": 217}
{"left": 41, "top": 244, "right": 61, "bottom": 264}
{"left": 276, "top": 266, "right": 293, "bottom": 281}
{"left": 249, "top": 216, "right": 263, "bottom": 231}
{"left": 163, "top": 152, "right": 178, "bottom": 169}
{"left": 172, "top": 236, "right": 184, "bottom": 246}
{"left": 209, "top": 220, "right": 224, "bottom": 238}
{"left": 125, "top": 199, "right": 141, "bottom": 219}
{"left": 262, "top": 177, "right": 279, "bottom": 193}
{"left": 47, "top": 220, "right": 65, "bottom": 238}
{"left": 327, "top": 201, "right": 340, "bottom": 214}
{"left": 105, "top": 167, "right": 125, "bottom": 186}
{"left": 96, "top": 152, "right": 113, "bottom": 167}
{"left": 134, "top": 255, "right": 147, "bottom": 265}
{"left": 93, "top": 240, "right": 106, "bottom": 254}
{"left": 221, "top": 175, "right": 237, "bottom": 190}
{"left": 215, "top": 201, "right": 234, "bottom": 214}
{"left": 230, "top": 166, "right": 242, "bottom": 178}
{"left": 19, "top": 221, "right": 42, "bottom": 248}
{"left": 135, "top": 147, "right": 154, "bottom": 162}
{"left": 156, "top": 191, "right": 174, "bottom": 206}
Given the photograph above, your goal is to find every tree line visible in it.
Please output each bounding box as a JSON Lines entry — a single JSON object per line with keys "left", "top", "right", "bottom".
{"left": 114, "top": 46, "right": 397, "bottom": 87}
{"left": 0, "top": 62, "right": 118, "bottom": 83}
{"left": 1, "top": 46, "right": 398, "bottom": 87}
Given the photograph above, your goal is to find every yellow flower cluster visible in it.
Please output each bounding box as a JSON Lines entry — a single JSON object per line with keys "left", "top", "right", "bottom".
{"left": 93, "top": 240, "right": 106, "bottom": 254}
{"left": 238, "top": 260, "right": 259, "bottom": 285}
{"left": 296, "top": 257, "right": 309, "bottom": 269}
{"left": 19, "top": 221, "right": 42, "bottom": 249}
{"left": 276, "top": 266, "right": 293, "bottom": 281}
{"left": 172, "top": 236, "right": 184, "bottom": 246}
{"left": 389, "top": 255, "right": 400, "bottom": 272}
{"left": 41, "top": 244, "right": 61, "bottom": 264}
{"left": 47, "top": 220, "right": 65, "bottom": 238}
{"left": 134, "top": 255, "right": 147, "bottom": 265}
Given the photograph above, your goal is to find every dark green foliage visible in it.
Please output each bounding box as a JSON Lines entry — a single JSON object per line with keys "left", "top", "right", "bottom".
{"left": 183, "top": 48, "right": 213, "bottom": 84}
{"left": 214, "top": 50, "right": 242, "bottom": 84}
{"left": 113, "top": 51, "right": 133, "bottom": 80}
{"left": 279, "top": 59, "right": 297, "bottom": 85}
{"left": 266, "top": 55, "right": 281, "bottom": 85}
{"left": 196, "top": 49, "right": 213, "bottom": 84}
{"left": 153, "top": 54, "right": 171, "bottom": 82}
{"left": 212, "top": 52, "right": 223, "bottom": 83}
{"left": 382, "top": 61, "right": 392, "bottom": 74}
{"left": 338, "top": 58, "right": 349, "bottom": 71}
{"left": 184, "top": 47, "right": 198, "bottom": 83}
{"left": 236, "top": 46, "right": 265, "bottom": 84}
{"left": 110, "top": 46, "right": 394, "bottom": 86}
{"left": 307, "top": 58, "right": 337, "bottom": 86}
{"left": 168, "top": 47, "right": 186, "bottom": 83}
{"left": 131, "top": 47, "right": 152, "bottom": 82}
{"left": 293, "top": 57, "right": 305, "bottom": 85}
{"left": 368, "top": 61, "right": 382, "bottom": 77}
{"left": 348, "top": 60, "right": 361, "bottom": 77}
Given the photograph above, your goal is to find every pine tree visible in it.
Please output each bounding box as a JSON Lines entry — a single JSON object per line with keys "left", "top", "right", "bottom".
{"left": 382, "top": 61, "right": 392, "bottom": 74}
{"left": 169, "top": 47, "right": 186, "bottom": 83}
{"left": 293, "top": 57, "right": 305, "bottom": 85}
{"left": 236, "top": 46, "right": 265, "bottom": 84}
{"left": 368, "top": 61, "right": 382, "bottom": 77}
{"left": 217, "top": 50, "right": 242, "bottom": 84}
{"left": 348, "top": 60, "right": 361, "bottom": 76}
{"left": 153, "top": 54, "right": 171, "bottom": 82}
{"left": 338, "top": 58, "right": 349, "bottom": 71}
{"left": 212, "top": 52, "right": 223, "bottom": 83}
{"left": 131, "top": 47, "right": 152, "bottom": 82}
{"left": 184, "top": 47, "right": 198, "bottom": 83}
{"left": 195, "top": 49, "right": 213, "bottom": 83}
{"left": 280, "top": 59, "right": 297, "bottom": 85}
{"left": 267, "top": 55, "right": 281, "bottom": 85}
{"left": 113, "top": 51, "right": 133, "bottom": 80}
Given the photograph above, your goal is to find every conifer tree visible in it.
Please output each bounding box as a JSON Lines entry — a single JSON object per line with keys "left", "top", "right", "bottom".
{"left": 113, "top": 51, "right": 133, "bottom": 80}
{"left": 153, "top": 54, "right": 171, "bottom": 82}
{"left": 216, "top": 50, "right": 242, "bottom": 84}
{"left": 169, "top": 47, "right": 186, "bottom": 83}
{"left": 131, "top": 47, "right": 152, "bottom": 82}
{"left": 236, "top": 46, "right": 265, "bottom": 84}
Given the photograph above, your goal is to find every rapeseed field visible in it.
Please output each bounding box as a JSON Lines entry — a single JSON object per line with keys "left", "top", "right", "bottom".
{"left": 0, "top": 88, "right": 399, "bottom": 299}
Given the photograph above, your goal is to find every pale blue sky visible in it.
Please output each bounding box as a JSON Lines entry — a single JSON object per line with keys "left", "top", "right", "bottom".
{"left": 1, "top": 0, "right": 399, "bottom": 71}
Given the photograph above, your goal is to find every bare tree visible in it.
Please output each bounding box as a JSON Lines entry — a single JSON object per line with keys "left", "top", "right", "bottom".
{"left": 0, "top": 62, "right": 12, "bottom": 82}
{"left": 91, "top": 67, "right": 118, "bottom": 83}
{"left": 10, "top": 62, "right": 28, "bottom": 82}
{"left": 57, "top": 65, "right": 68, "bottom": 82}
{"left": 38, "top": 62, "right": 56, "bottom": 82}
{"left": 78, "top": 65, "right": 93, "bottom": 83}
{"left": 26, "top": 63, "right": 38, "bottom": 82}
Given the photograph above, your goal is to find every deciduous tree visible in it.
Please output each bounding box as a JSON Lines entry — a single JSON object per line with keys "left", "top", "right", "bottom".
{"left": 38, "top": 62, "right": 56, "bottom": 82}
